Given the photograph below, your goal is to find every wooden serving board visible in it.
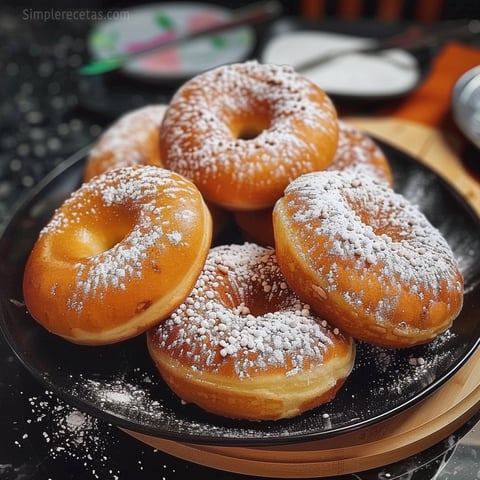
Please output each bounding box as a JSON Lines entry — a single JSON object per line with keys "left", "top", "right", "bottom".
{"left": 347, "top": 117, "right": 480, "bottom": 217}
{"left": 125, "top": 347, "right": 480, "bottom": 477}
{"left": 124, "top": 119, "right": 480, "bottom": 477}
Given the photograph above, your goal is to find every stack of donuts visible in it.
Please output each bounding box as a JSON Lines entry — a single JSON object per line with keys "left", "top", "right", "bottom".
{"left": 23, "top": 61, "right": 464, "bottom": 421}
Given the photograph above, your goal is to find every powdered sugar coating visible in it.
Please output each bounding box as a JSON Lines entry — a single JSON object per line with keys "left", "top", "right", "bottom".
{"left": 150, "top": 243, "right": 350, "bottom": 379}
{"left": 274, "top": 170, "right": 464, "bottom": 346}
{"left": 25, "top": 165, "right": 211, "bottom": 343}
{"left": 328, "top": 120, "right": 393, "bottom": 186}
{"left": 85, "top": 105, "right": 167, "bottom": 180}
{"left": 284, "top": 171, "right": 460, "bottom": 293}
{"left": 160, "top": 61, "right": 338, "bottom": 209}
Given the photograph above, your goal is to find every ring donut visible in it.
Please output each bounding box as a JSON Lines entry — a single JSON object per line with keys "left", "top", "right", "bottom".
{"left": 147, "top": 243, "right": 355, "bottom": 421}
{"left": 84, "top": 105, "right": 167, "bottom": 182}
{"left": 273, "top": 171, "right": 464, "bottom": 348}
{"left": 23, "top": 166, "right": 212, "bottom": 345}
{"left": 160, "top": 61, "right": 339, "bottom": 210}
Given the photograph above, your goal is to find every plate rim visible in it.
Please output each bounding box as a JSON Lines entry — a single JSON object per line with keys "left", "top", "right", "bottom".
{"left": 1, "top": 139, "right": 479, "bottom": 446}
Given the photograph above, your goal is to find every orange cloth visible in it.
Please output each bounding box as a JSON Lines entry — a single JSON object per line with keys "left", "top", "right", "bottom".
{"left": 389, "top": 41, "right": 480, "bottom": 127}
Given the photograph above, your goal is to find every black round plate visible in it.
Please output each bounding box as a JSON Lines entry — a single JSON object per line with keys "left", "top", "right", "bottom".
{"left": 1, "top": 141, "right": 479, "bottom": 447}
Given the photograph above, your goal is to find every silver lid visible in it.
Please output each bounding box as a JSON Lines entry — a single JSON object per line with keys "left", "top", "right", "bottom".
{"left": 452, "top": 66, "right": 480, "bottom": 149}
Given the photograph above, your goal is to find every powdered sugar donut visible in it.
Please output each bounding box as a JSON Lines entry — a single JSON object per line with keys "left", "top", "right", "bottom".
{"left": 273, "top": 171, "right": 464, "bottom": 348}
{"left": 147, "top": 243, "right": 354, "bottom": 421}
{"left": 160, "top": 61, "right": 339, "bottom": 210}
{"left": 84, "top": 105, "right": 167, "bottom": 181}
{"left": 328, "top": 120, "right": 394, "bottom": 186}
{"left": 23, "top": 166, "right": 212, "bottom": 345}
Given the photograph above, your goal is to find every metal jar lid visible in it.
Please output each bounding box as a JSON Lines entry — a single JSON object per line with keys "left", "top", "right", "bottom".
{"left": 452, "top": 66, "right": 480, "bottom": 149}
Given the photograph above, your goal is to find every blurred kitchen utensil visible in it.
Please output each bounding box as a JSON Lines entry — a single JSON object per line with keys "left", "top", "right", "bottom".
{"left": 295, "top": 19, "right": 480, "bottom": 71}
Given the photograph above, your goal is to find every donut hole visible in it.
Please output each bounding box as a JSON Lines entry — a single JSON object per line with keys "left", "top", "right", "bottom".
{"left": 81, "top": 222, "right": 133, "bottom": 256}
{"left": 85, "top": 217, "right": 136, "bottom": 257}
{"left": 52, "top": 208, "right": 136, "bottom": 259}
{"left": 226, "top": 280, "right": 292, "bottom": 318}
{"left": 231, "top": 112, "right": 271, "bottom": 141}
{"left": 242, "top": 294, "right": 271, "bottom": 317}
{"left": 236, "top": 124, "right": 266, "bottom": 140}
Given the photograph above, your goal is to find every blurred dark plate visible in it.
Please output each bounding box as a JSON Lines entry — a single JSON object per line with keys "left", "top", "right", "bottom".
{"left": 0, "top": 140, "right": 479, "bottom": 447}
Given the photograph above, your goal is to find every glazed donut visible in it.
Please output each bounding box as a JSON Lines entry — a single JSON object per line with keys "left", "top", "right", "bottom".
{"left": 273, "top": 171, "right": 464, "bottom": 348}
{"left": 328, "top": 120, "right": 394, "bottom": 186}
{"left": 147, "top": 243, "right": 355, "bottom": 421}
{"left": 84, "top": 105, "right": 167, "bottom": 182}
{"left": 160, "top": 61, "right": 339, "bottom": 210}
{"left": 23, "top": 166, "right": 212, "bottom": 345}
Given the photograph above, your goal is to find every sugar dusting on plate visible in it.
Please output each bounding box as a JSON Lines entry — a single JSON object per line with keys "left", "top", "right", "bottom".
{"left": 10, "top": 387, "right": 183, "bottom": 479}
{"left": 12, "top": 389, "right": 122, "bottom": 479}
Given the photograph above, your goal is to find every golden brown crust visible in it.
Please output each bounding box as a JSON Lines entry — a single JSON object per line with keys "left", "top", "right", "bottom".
{"left": 273, "top": 171, "right": 464, "bottom": 348}
{"left": 84, "top": 105, "right": 167, "bottom": 182}
{"left": 160, "top": 61, "right": 339, "bottom": 210}
{"left": 147, "top": 243, "right": 355, "bottom": 421}
{"left": 148, "top": 346, "right": 352, "bottom": 421}
{"left": 23, "top": 166, "right": 212, "bottom": 345}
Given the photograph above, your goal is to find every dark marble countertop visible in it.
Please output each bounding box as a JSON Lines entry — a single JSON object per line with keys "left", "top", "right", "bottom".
{"left": 1, "top": 5, "right": 479, "bottom": 479}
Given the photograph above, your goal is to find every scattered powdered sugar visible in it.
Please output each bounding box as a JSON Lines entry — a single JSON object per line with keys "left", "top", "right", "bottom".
{"left": 341, "top": 330, "right": 459, "bottom": 423}
{"left": 281, "top": 171, "right": 463, "bottom": 323}
{"left": 14, "top": 389, "right": 122, "bottom": 479}
{"left": 165, "top": 231, "right": 182, "bottom": 245}
{"left": 150, "top": 243, "right": 348, "bottom": 379}
{"left": 398, "top": 168, "right": 441, "bottom": 210}
{"left": 160, "top": 61, "right": 338, "bottom": 204}
{"left": 356, "top": 328, "right": 455, "bottom": 376}
{"left": 452, "top": 244, "right": 480, "bottom": 294}
{"left": 68, "top": 370, "right": 168, "bottom": 423}
{"left": 10, "top": 387, "right": 188, "bottom": 479}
